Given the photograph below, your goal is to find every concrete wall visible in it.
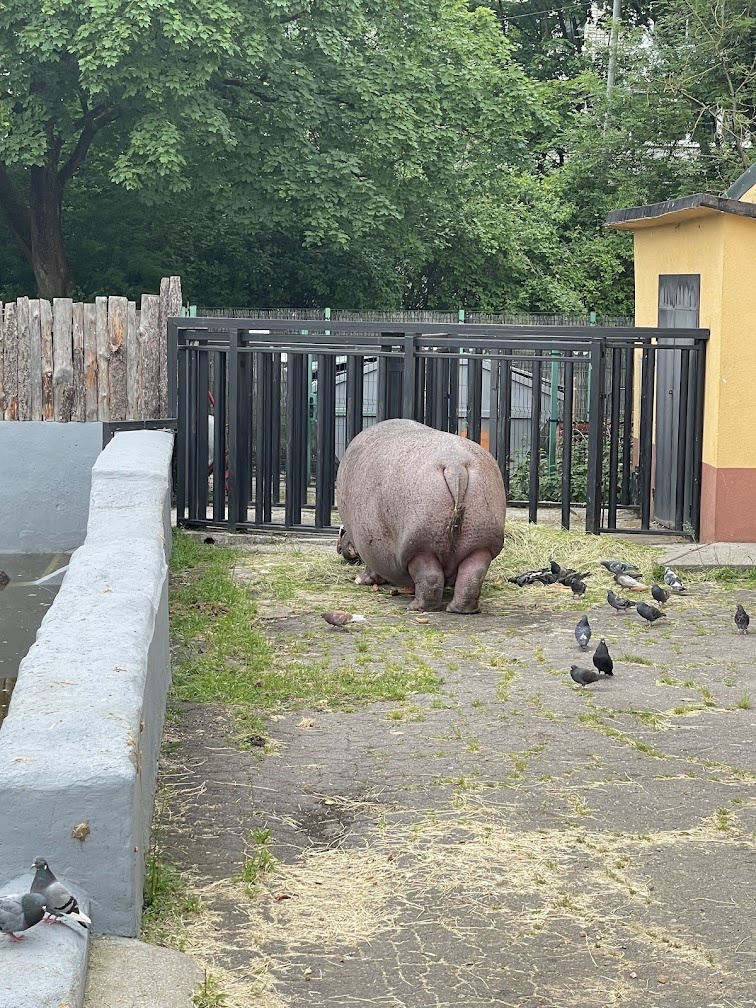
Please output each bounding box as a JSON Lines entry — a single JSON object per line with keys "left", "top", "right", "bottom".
{"left": 0, "top": 420, "right": 104, "bottom": 553}
{"left": 0, "top": 430, "right": 174, "bottom": 938}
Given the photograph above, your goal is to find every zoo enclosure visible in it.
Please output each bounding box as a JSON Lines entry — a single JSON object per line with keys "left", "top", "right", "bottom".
{"left": 170, "top": 318, "right": 709, "bottom": 538}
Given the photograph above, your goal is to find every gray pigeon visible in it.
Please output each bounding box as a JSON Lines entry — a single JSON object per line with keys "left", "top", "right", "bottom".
{"left": 593, "top": 639, "right": 614, "bottom": 676}
{"left": 30, "top": 857, "right": 91, "bottom": 928}
{"left": 570, "top": 665, "right": 606, "bottom": 687}
{"left": 0, "top": 892, "right": 46, "bottom": 942}
{"left": 651, "top": 583, "right": 669, "bottom": 606}
{"left": 614, "top": 572, "right": 649, "bottom": 591}
{"left": 322, "top": 610, "right": 366, "bottom": 630}
{"left": 601, "top": 560, "right": 640, "bottom": 575}
{"left": 663, "top": 568, "right": 686, "bottom": 593}
{"left": 574, "top": 615, "right": 592, "bottom": 651}
{"left": 735, "top": 604, "right": 750, "bottom": 634}
{"left": 636, "top": 601, "right": 667, "bottom": 625}
{"left": 607, "top": 589, "right": 634, "bottom": 614}
{"left": 0, "top": 570, "right": 9, "bottom": 591}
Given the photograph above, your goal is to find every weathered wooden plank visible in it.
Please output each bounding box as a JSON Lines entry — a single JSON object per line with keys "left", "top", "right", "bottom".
{"left": 158, "top": 275, "right": 182, "bottom": 418}
{"left": 95, "top": 296, "right": 109, "bottom": 421}
{"left": 126, "top": 299, "right": 138, "bottom": 419}
{"left": 138, "top": 293, "right": 160, "bottom": 419}
{"left": 28, "top": 300, "right": 43, "bottom": 419}
{"left": 108, "top": 296, "right": 128, "bottom": 421}
{"left": 52, "top": 298, "right": 74, "bottom": 422}
{"left": 40, "top": 299, "right": 54, "bottom": 420}
{"left": 83, "top": 303, "right": 98, "bottom": 421}
{"left": 72, "top": 301, "right": 85, "bottom": 421}
{"left": 3, "top": 301, "right": 19, "bottom": 420}
{"left": 0, "top": 302, "right": 5, "bottom": 416}
{"left": 16, "top": 296, "right": 31, "bottom": 420}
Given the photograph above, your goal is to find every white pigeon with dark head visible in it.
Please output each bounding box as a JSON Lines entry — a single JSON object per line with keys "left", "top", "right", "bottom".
{"left": 0, "top": 892, "right": 46, "bottom": 941}
{"left": 30, "top": 857, "right": 91, "bottom": 928}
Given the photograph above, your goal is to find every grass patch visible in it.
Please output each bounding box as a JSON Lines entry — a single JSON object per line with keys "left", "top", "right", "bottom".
{"left": 170, "top": 531, "right": 442, "bottom": 724}
{"left": 238, "top": 827, "right": 278, "bottom": 894}
{"left": 193, "top": 973, "right": 229, "bottom": 1008}
{"left": 142, "top": 855, "right": 203, "bottom": 945}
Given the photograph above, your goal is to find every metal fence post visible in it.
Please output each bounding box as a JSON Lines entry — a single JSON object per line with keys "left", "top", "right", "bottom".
{"left": 585, "top": 338, "right": 605, "bottom": 534}
{"left": 402, "top": 334, "right": 416, "bottom": 419}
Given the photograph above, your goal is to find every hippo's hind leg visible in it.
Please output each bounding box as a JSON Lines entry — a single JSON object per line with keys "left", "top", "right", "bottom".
{"left": 407, "top": 553, "right": 445, "bottom": 611}
{"left": 446, "top": 549, "right": 493, "bottom": 614}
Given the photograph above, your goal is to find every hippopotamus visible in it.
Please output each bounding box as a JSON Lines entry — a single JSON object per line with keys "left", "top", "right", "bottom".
{"left": 335, "top": 419, "right": 506, "bottom": 614}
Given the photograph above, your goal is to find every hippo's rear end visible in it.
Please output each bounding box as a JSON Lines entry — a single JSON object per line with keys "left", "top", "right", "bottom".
{"left": 336, "top": 419, "right": 506, "bottom": 613}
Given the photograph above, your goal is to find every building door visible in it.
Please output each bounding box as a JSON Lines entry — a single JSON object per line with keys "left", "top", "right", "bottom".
{"left": 654, "top": 274, "right": 700, "bottom": 528}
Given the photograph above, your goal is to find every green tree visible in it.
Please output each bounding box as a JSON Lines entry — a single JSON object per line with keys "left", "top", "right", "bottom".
{"left": 0, "top": 0, "right": 542, "bottom": 299}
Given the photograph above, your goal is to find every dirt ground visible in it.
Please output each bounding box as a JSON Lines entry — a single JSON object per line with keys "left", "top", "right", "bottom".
{"left": 157, "top": 538, "right": 756, "bottom": 1008}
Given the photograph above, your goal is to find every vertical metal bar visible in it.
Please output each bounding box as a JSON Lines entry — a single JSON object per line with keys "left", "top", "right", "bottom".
{"left": 226, "top": 330, "right": 241, "bottom": 530}
{"left": 186, "top": 347, "right": 199, "bottom": 522}
{"left": 585, "top": 339, "right": 605, "bottom": 534}
{"left": 548, "top": 353, "right": 559, "bottom": 474}
{"left": 175, "top": 330, "right": 188, "bottom": 523}
{"left": 254, "top": 352, "right": 267, "bottom": 524}
{"left": 690, "top": 340, "right": 706, "bottom": 541}
{"left": 528, "top": 352, "right": 542, "bottom": 523}
{"left": 212, "top": 351, "right": 226, "bottom": 523}
{"left": 499, "top": 350, "right": 512, "bottom": 493}
{"left": 561, "top": 352, "right": 574, "bottom": 530}
{"left": 345, "top": 354, "right": 364, "bottom": 445}
{"left": 315, "top": 353, "right": 336, "bottom": 527}
{"left": 402, "top": 334, "right": 416, "bottom": 419}
{"left": 285, "top": 353, "right": 306, "bottom": 527}
{"left": 674, "top": 346, "right": 690, "bottom": 532}
{"left": 167, "top": 319, "right": 179, "bottom": 420}
{"left": 414, "top": 349, "right": 425, "bottom": 423}
{"left": 272, "top": 353, "right": 282, "bottom": 506}
{"left": 489, "top": 353, "right": 501, "bottom": 462}
{"left": 195, "top": 350, "right": 210, "bottom": 520}
{"left": 239, "top": 342, "right": 254, "bottom": 525}
{"left": 467, "top": 352, "right": 483, "bottom": 443}
{"left": 621, "top": 345, "right": 634, "bottom": 505}
{"left": 377, "top": 334, "right": 391, "bottom": 422}
{"left": 448, "top": 352, "right": 459, "bottom": 434}
{"left": 606, "top": 345, "right": 622, "bottom": 529}
{"left": 638, "top": 341, "right": 656, "bottom": 530}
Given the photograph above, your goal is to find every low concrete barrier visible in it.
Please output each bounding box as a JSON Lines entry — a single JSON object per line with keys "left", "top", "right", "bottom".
{"left": 0, "top": 430, "right": 174, "bottom": 960}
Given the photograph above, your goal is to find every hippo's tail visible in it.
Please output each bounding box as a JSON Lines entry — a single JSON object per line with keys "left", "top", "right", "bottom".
{"left": 443, "top": 463, "right": 469, "bottom": 547}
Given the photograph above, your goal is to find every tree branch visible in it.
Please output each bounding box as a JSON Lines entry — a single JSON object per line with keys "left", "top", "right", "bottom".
{"left": 59, "top": 107, "right": 119, "bottom": 185}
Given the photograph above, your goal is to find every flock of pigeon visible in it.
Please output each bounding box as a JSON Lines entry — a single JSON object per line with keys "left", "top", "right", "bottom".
{"left": 0, "top": 857, "right": 90, "bottom": 943}
{"left": 508, "top": 557, "right": 751, "bottom": 688}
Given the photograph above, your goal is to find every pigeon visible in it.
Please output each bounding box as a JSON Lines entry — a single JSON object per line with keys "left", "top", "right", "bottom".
{"left": 601, "top": 560, "right": 640, "bottom": 575}
{"left": 614, "top": 572, "right": 649, "bottom": 592}
{"left": 651, "top": 584, "right": 669, "bottom": 606}
{"left": 561, "top": 571, "right": 592, "bottom": 588}
{"left": 663, "top": 568, "right": 687, "bottom": 593}
{"left": 0, "top": 570, "right": 9, "bottom": 591}
{"left": 735, "top": 604, "right": 750, "bottom": 634}
{"left": 636, "top": 601, "right": 667, "bottom": 625}
{"left": 570, "top": 665, "right": 607, "bottom": 687}
{"left": 507, "top": 568, "right": 552, "bottom": 587}
{"left": 607, "top": 589, "right": 634, "bottom": 613}
{"left": 322, "top": 610, "right": 366, "bottom": 630}
{"left": 0, "top": 892, "right": 46, "bottom": 942}
{"left": 30, "top": 858, "right": 91, "bottom": 928}
{"left": 550, "top": 560, "right": 569, "bottom": 580}
{"left": 569, "top": 579, "right": 587, "bottom": 597}
{"left": 592, "top": 639, "right": 614, "bottom": 676}
{"left": 574, "top": 615, "right": 592, "bottom": 651}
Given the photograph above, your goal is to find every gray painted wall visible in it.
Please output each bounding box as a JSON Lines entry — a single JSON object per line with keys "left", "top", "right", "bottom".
{"left": 0, "top": 420, "right": 104, "bottom": 553}
{"left": 0, "top": 429, "right": 174, "bottom": 938}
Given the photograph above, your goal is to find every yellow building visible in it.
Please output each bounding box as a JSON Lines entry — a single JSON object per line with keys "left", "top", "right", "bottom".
{"left": 606, "top": 173, "right": 756, "bottom": 543}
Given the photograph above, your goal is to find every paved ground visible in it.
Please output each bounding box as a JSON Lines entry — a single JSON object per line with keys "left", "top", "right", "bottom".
{"left": 157, "top": 539, "right": 756, "bottom": 1008}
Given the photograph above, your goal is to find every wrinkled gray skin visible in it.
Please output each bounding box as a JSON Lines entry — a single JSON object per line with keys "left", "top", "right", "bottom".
{"left": 336, "top": 419, "right": 506, "bottom": 614}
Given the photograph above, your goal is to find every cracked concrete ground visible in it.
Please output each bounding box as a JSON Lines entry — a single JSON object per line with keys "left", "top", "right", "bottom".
{"left": 157, "top": 539, "right": 756, "bottom": 1007}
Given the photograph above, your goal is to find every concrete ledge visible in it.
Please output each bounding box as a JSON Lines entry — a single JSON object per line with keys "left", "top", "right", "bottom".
{"left": 0, "top": 874, "right": 90, "bottom": 1008}
{"left": 0, "top": 431, "right": 174, "bottom": 952}
{"left": 661, "top": 541, "right": 756, "bottom": 569}
{"left": 84, "top": 937, "right": 202, "bottom": 1008}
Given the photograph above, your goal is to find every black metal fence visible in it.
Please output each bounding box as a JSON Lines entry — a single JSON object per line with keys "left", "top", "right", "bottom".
{"left": 168, "top": 318, "right": 709, "bottom": 539}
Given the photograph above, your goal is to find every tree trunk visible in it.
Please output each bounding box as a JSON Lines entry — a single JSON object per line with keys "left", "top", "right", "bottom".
{"left": 29, "top": 165, "right": 73, "bottom": 298}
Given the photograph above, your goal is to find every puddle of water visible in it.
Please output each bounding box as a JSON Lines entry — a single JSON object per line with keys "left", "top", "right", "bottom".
{"left": 0, "top": 554, "right": 67, "bottom": 682}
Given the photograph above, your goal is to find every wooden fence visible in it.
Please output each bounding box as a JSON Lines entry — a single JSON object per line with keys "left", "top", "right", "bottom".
{"left": 0, "top": 276, "right": 182, "bottom": 422}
